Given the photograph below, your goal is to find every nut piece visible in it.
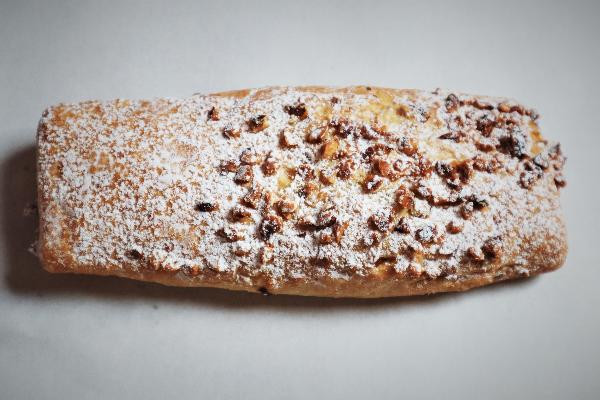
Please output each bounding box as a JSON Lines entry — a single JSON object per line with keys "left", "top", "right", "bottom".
{"left": 482, "top": 236, "right": 502, "bottom": 259}
{"left": 336, "top": 159, "right": 355, "bottom": 180}
{"left": 395, "top": 186, "right": 414, "bottom": 209}
{"left": 240, "top": 149, "right": 263, "bottom": 165}
{"left": 333, "top": 221, "right": 349, "bottom": 243}
{"left": 316, "top": 208, "right": 337, "bottom": 228}
{"left": 259, "top": 215, "right": 283, "bottom": 240}
{"left": 275, "top": 199, "right": 298, "bottom": 219}
{"left": 446, "top": 220, "right": 463, "bottom": 234}
{"left": 497, "top": 103, "right": 511, "bottom": 113}
{"left": 320, "top": 139, "right": 339, "bottom": 159}
{"left": 554, "top": 173, "right": 566, "bottom": 188}
{"left": 368, "top": 212, "right": 390, "bottom": 232}
{"left": 306, "top": 126, "right": 327, "bottom": 144}
{"left": 319, "top": 232, "right": 334, "bottom": 245}
{"left": 229, "top": 207, "right": 253, "bottom": 223}
{"left": 247, "top": 115, "right": 269, "bottom": 132}
{"left": 220, "top": 160, "right": 238, "bottom": 172}
{"left": 259, "top": 245, "right": 274, "bottom": 264}
{"left": 394, "top": 217, "right": 411, "bottom": 234}
{"left": 330, "top": 119, "right": 355, "bottom": 138}
{"left": 284, "top": 103, "right": 308, "bottom": 120}
{"left": 398, "top": 136, "right": 418, "bottom": 156}
{"left": 466, "top": 246, "right": 485, "bottom": 262}
{"left": 195, "top": 202, "right": 219, "bottom": 212}
{"left": 261, "top": 157, "right": 277, "bottom": 176}
{"left": 318, "top": 169, "right": 336, "bottom": 185}
{"left": 460, "top": 202, "right": 474, "bottom": 219}
{"left": 279, "top": 129, "right": 299, "bottom": 148}
{"left": 363, "top": 174, "right": 384, "bottom": 193}
{"left": 242, "top": 186, "right": 264, "bottom": 209}
{"left": 445, "top": 94, "right": 460, "bottom": 112}
{"left": 374, "top": 158, "right": 392, "bottom": 177}
{"left": 216, "top": 227, "right": 244, "bottom": 242}
{"left": 222, "top": 127, "right": 240, "bottom": 139}
{"left": 207, "top": 107, "right": 219, "bottom": 121}
{"left": 234, "top": 165, "right": 254, "bottom": 184}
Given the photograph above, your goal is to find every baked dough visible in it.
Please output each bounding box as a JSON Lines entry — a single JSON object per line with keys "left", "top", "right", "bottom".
{"left": 36, "top": 86, "right": 567, "bottom": 297}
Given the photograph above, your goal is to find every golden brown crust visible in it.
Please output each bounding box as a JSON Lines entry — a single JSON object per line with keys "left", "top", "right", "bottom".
{"left": 36, "top": 86, "right": 567, "bottom": 297}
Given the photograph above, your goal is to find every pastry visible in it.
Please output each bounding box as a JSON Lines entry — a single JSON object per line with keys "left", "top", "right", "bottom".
{"left": 36, "top": 86, "right": 567, "bottom": 297}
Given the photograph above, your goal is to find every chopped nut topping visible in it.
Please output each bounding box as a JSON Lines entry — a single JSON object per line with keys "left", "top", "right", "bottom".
{"left": 475, "top": 136, "right": 500, "bottom": 152}
{"left": 207, "top": 106, "right": 219, "bottom": 121}
{"left": 476, "top": 115, "right": 496, "bottom": 136}
{"left": 519, "top": 162, "right": 543, "bottom": 189}
{"left": 472, "top": 154, "right": 502, "bottom": 173}
{"left": 554, "top": 173, "right": 566, "bottom": 188}
{"left": 240, "top": 148, "right": 263, "bottom": 165}
{"left": 398, "top": 136, "right": 418, "bottom": 156}
{"left": 316, "top": 208, "right": 337, "bottom": 228}
{"left": 368, "top": 211, "right": 390, "bottom": 232}
{"left": 318, "top": 170, "right": 336, "bottom": 185}
{"left": 466, "top": 246, "right": 485, "bottom": 262}
{"left": 229, "top": 207, "right": 253, "bottom": 223}
{"left": 374, "top": 158, "right": 392, "bottom": 177}
{"left": 247, "top": 115, "right": 269, "bottom": 132}
{"left": 498, "top": 131, "right": 527, "bottom": 158}
{"left": 222, "top": 127, "right": 240, "bottom": 139}
{"left": 299, "top": 182, "right": 318, "bottom": 198}
{"left": 460, "top": 202, "right": 474, "bottom": 219}
{"left": 438, "top": 131, "right": 462, "bottom": 142}
{"left": 216, "top": 227, "right": 244, "bottom": 242}
{"left": 395, "top": 186, "right": 414, "bottom": 209}
{"left": 259, "top": 215, "right": 283, "bottom": 240}
{"left": 497, "top": 103, "right": 511, "bottom": 113}
{"left": 363, "top": 174, "right": 384, "bottom": 193}
{"left": 446, "top": 220, "right": 463, "bottom": 234}
{"left": 320, "top": 139, "right": 339, "bottom": 160}
{"left": 275, "top": 199, "right": 297, "bottom": 219}
{"left": 306, "top": 126, "right": 327, "bottom": 143}
{"left": 195, "top": 202, "right": 219, "bottom": 212}
{"left": 279, "top": 129, "right": 299, "bottom": 148}
{"left": 470, "top": 99, "right": 494, "bottom": 110}
{"left": 242, "top": 186, "right": 264, "bottom": 209}
{"left": 330, "top": 119, "right": 355, "bottom": 138}
{"left": 533, "top": 153, "right": 550, "bottom": 170}
{"left": 360, "top": 125, "right": 379, "bottom": 140}
{"left": 261, "top": 157, "right": 277, "bottom": 176}
{"left": 336, "top": 159, "right": 355, "bottom": 180}
{"left": 318, "top": 232, "right": 334, "bottom": 245}
{"left": 394, "top": 217, "right": 411, "bottom": 234}
{"left": 333, "top": 221, "right": 349, "bottom": 243}
{"left": 234, "top": 165, "right": 254, "bottom": 184}
{"left": 482, "top": 236, "right": 502, "bottom": 259}
{"left": 445, "top": 94, "right": 460, "bottom": 112}
{"left": 219, "top": 160, "right": 238, "bottom": 172}
{"left": 296, "top": 164, "right": 314, "bottom": 181}
{"left": 284, "top": 103, "right": 308, "bottom": 120}
{"left": 259, "top": 245, "right": 274, "bottom": 264}
{"left": 435, "top": 161, "right": 452, "bottom": 177}
{"left": 415, "top": 225, "right": 437, "bottom": 243}
{"left": 126, "top": 249, "right": 142, "bottom": 260}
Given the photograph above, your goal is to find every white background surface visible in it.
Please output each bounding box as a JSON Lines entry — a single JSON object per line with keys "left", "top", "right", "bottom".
{"left": 1, "top": 1, "right": 599, "bottom": 399}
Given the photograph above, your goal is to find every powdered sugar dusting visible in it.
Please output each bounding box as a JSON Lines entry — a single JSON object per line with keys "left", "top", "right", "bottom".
{"left": 36, "top": 86, "right": 566, "bottom": 293}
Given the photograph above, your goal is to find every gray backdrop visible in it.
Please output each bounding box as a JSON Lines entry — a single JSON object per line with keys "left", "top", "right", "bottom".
{"left": 1, "top": 0, "right": 599, "bottom": 399}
